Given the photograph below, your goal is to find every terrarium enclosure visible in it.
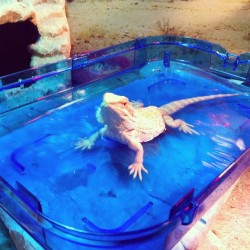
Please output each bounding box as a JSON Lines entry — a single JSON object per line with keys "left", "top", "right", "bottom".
{"left": 0, "top": 1, "right": 250, "bottom": 250}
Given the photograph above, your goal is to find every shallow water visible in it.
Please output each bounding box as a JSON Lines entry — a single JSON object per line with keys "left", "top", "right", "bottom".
{"left": 0, "top": 61, "right": 249, "bottom": 233}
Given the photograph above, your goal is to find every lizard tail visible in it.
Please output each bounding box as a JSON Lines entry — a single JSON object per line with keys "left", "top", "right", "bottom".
{"left": 160, "top": 93, "right": 241, "bottom": 115}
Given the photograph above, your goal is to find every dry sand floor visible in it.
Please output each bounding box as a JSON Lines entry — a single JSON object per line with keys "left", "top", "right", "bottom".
{"left": 66, "top": 0, "right": 250, "bottom": 55}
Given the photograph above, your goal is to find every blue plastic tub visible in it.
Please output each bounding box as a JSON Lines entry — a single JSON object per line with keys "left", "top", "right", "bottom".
{"left": 0, "top": 36, "right": 250, "bottom": 249}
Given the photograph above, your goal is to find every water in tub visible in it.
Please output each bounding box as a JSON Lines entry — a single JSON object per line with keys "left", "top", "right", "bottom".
{"left": 0, "top": 61, "right": 249, "bottom": 233}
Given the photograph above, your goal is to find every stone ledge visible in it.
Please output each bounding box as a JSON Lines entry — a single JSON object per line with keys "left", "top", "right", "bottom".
{"left": 37, "top": 17, "right": 69, "bottom": 37}
{"left": 0, "top": 2, "right": 36, "bottom": 25}
{"left": 30, "top": 34, "right": 70, "bottom": 57}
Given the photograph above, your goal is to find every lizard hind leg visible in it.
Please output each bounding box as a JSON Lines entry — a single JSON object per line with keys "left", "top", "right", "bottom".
{"left": 163, "top": 115, "right": 199, "bottom": 135}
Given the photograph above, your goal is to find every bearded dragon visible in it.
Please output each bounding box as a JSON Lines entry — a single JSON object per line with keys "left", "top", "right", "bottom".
{"left": 75, "top": 92, "right": 240, "bottom": 181}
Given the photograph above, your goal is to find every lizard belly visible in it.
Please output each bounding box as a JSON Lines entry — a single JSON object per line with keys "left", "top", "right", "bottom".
{"left": 136, "top": 106, "right": 166, "bottom": 142}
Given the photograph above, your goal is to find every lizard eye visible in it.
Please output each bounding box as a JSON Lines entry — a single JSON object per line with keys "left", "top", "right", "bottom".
{"left": 122, "top": 102, "right": 127, "bottom": 106}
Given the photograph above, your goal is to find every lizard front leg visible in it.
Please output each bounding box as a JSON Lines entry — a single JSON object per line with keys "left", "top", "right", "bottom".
{"left": 126, "top": 138, "right": 148, "bottom": 181}
{"left": 75, "top": 126, "right": 107, "bottom": 150}
{"left": 163, "top": 115, "right": 199, "bottom": 135}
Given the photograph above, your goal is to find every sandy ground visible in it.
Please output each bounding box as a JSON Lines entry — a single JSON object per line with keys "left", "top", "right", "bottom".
{"left": 196, "top": 168, "right": 250, "bottom": 250}
{"left": 66, "top": 0, "right": 250, "bottom": 55}
{"left": 65, "top": 0, "right": 250, "bottom": 249}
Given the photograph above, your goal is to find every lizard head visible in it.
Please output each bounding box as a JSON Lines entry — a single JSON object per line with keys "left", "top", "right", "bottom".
{"left": 96, "top": 93, "right": 136, "bottom": 125}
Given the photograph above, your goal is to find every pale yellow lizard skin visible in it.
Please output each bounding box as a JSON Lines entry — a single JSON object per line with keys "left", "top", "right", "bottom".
{"left": 75, "top": 92, "right": 240, "bottom": 181}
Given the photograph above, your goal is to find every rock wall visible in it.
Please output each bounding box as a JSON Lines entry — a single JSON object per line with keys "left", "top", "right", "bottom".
{"left": 0, "top": 0, "right": 71, "bottom": 67}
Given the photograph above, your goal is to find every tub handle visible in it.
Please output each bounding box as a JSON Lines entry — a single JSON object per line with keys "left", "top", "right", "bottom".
{"left": 169, "top": 188, "right": 198, "bottom": 225}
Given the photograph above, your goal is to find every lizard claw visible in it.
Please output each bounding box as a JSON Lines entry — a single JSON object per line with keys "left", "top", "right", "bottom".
{"left": 179, "top": 122, "right": 199, "bottom": 135}
{"left": 128, "top": 163, "right": 148, "bottom": 181}
{"left": 75, "top": 138, "right": 94, "bottom": 150}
